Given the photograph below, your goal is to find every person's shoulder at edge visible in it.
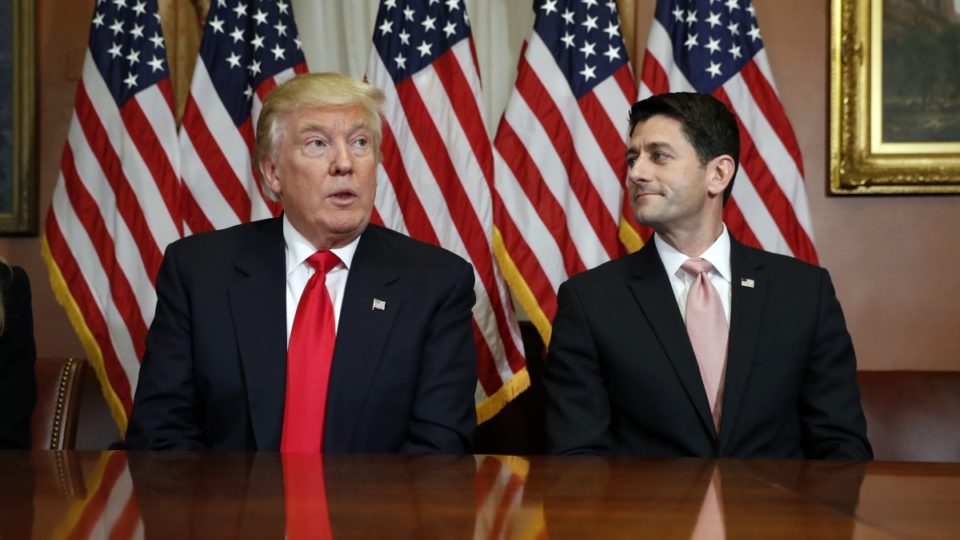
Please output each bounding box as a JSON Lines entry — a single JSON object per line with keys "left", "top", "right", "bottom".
{"left": 0, "top": 264, "right": 33, "bottom": 312}
{"left": 0, "top": 263, "right": 27, "bottom": 290}
{"left": 0, "top": 263, "right": 12, "bottom": 286}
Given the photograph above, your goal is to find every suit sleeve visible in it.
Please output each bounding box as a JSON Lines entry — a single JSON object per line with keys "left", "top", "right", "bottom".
{"left": 0, "top": 267, "right": 37, "bottom": 450}
{"left": 801, "top": 269, "right": 873, "bottom": 460}
{"left": 544, "top": 280, "right": 614, "bottom": 455}
{"left": 399, "top": 260, "right": 478, "bottom": 454}
{"left": 125, "top": 244, "right": 206, "bottom": 450}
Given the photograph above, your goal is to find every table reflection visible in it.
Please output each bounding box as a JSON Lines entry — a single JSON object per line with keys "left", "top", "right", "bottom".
{"left": 533, "top": 458, "right": 715, "bottom": 539}
{"left": 7, "top": 451, "right": 960, "bottom": 539}
{"left": 0, "top": 450, "right": 33, "bottom": 538}
{"left": 129, "top": 452, "right": 481, "bottom": 539}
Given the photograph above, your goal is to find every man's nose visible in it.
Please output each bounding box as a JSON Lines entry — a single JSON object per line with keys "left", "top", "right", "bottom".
{"left": 329, "top": 140, "right": 353, "bottom": 175}
{"left": 626, "top": 156, "right": 649, "bottom": 184}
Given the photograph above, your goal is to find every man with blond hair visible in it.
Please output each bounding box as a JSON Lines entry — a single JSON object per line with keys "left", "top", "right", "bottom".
{"left": 127, "top": 73, "right": 478, "bottom": 453}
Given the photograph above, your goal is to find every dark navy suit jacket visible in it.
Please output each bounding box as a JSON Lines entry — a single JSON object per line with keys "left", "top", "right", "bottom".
{"left": 126, "top": 220, "right": 477, "bottom": 453}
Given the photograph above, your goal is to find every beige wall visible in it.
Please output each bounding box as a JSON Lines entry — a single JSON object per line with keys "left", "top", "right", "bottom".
{"left": 3, "top": 0, "right": 959, "bottom": 373}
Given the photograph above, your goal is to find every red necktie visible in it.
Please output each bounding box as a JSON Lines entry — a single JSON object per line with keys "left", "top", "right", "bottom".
{"left": 682, "top": 258, "right": 728, "bottom": 429}
{"left": 282, "top": 251, "right": 341, "bottom": 453}
{"left": 283, "top": 453, "right": 333, "bottom": 540}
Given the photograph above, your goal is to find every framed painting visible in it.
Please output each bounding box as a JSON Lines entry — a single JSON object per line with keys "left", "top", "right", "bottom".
{"left": 0, "top": 0, "right": 36, "bottom": 234}
{"left": 830, "top": 0, "right": 960, "bottom": 194}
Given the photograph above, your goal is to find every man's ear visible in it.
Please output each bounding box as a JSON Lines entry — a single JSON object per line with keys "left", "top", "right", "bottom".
{"left": 706, "top": 155, "right": 735, "bottom": 198}
{"left": 259, "top": 158, "right": 282, "bottom": 198}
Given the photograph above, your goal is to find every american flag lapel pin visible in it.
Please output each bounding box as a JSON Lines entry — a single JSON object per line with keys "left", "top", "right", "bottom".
{"left": 740, "top": 278, "right": 755, "bottom": 288}
{"left": 372, "top": 298, "right": 387, "bottom": 311}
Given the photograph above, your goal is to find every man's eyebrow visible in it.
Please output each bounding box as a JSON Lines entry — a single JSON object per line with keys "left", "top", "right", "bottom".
{"left": 296, "top": 122, "right": 327, "bottom": 135}
{"left": 643, "top": 141, "right": 675, "bottom": 152}
{"left": 296, "top": 120, "right": 371, "bottom": 135}
{"left": 626, "top": 141, "right": 676, "bottom": 155}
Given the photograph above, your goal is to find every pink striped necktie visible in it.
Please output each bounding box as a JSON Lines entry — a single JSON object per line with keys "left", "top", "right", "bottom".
{"left": 682, "top": 258, "right": 728, "bottom": 430}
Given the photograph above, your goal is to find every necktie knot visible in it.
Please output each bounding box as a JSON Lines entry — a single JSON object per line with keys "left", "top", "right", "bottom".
{"left": 306, "top": 251, "right": 341, "bottom": 276}
{"left": 682, "top": 257, "right": 715, "bottom": 277}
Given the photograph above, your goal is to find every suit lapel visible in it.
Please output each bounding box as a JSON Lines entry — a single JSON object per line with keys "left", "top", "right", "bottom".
{"left": 718, "top": 238, "right": 766, "bottom": 453}
{"left": 628, "top": 242, "right": 717, "bottom": 437}
{"left": 324, "top": 226, "right": 401, "bottom": 451}
{"left": 228, "top": 218, "right": 288, "bottom": 450}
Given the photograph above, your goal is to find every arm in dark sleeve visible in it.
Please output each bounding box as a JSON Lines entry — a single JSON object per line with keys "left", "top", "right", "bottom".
{"left": 544, "top": 280, "right": 613, "bottom": 455}
{"left": 801, "top": 269, "right": 873, "bottom": 460}
{"left": 125, "top": 244, "right": 205, "bottom": 450}
{"left": 400, "top": 261, "right": 478, "bottom": 454}
{"left": 0, "top": 267, "right": 37, "bottom": 449}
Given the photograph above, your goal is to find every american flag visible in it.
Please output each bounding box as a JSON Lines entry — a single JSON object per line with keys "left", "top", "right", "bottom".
{"left": 493, "top": 0, "right": 643, "bottom": 345}
{"left": 49, "top": 453, "right": 143, "bottom": 540}
{"left": 42, "top": 0, "right": 180, "bottom": 431}
{"left": 178, "top": 0, "right": 307, "bottom": 234}
{"left": 365, "top": 0, "right": 528, "bottom": 422}
{"left": 473, "top": 455, "right": 545, "bottom": 540}
{"left": 640, "top": 0, "right": 817, "bottom": 263}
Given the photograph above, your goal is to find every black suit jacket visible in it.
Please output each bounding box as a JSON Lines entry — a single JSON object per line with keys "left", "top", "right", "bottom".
{"left": 0, "top": 265, "right": 37, "bottom": 450}
{"left": 126, "top": 220, "right": 478, "bottom": 453}
{"left": 545, "top": 234, "right": 872, "bottom": 459}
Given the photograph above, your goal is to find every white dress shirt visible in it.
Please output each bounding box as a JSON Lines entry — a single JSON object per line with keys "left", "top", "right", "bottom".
{"left": 283, "top": 216, "right": 360, "bottom": 345}
{"left": 654, "top": 225, "right": 732, "bottom": 324}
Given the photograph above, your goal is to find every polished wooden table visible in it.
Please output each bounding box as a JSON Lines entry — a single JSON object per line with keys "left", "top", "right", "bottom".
{"left": 2, "top": 451, "right": 959, "bottom": 539}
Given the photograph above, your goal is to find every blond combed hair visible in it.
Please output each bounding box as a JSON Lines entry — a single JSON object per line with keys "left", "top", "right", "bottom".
{"left": 254, "top": 72, "right": 385, "bottom": 201}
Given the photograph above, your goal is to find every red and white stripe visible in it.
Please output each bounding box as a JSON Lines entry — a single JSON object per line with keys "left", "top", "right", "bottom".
{"left": 178, "top": 63, "right": 305, "bottom": 235}
{"left": 640, "top": 23, "right": 818, "bottom": 264}
{"left": 493, "top": 32, "right": 639, "bottom": 344}
{"left": 50, "top": 453, "right": 143, "bottom": 540}
{"left": 473, "top": 455, "right": 532, "bottom": 540}
{"left": 367, "top": 36, "right": 527, "bottom": 423}
{"left": 43, "top": 50, "right": 181, "bottom": 428}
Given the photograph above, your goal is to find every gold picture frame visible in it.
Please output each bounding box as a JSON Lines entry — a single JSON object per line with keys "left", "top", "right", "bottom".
{"left": 0, "top": 0, "right": 36, "bottom": 234}
{"left": 830, "top": 0, "right": 960, "bottom": 195}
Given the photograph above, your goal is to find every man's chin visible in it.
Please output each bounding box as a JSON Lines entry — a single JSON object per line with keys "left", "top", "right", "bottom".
{"left": 631, "top": 201, "right": 657, "bottom": 219}
{"left": 291, "top": 211, "right": 372, "bottom": 249}
{"left": 631, "top": 210, "right": 662, "bottom": 229}
{"left": 326, "top": 213, "right": 372, "bottom": 238}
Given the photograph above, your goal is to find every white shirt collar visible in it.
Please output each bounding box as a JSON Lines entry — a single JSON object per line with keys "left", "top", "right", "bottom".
{"left": 282, "top": 215, "right": 360, "bottom": 276}
{"left": 654, "top": 224, "right": 732, "bottom": 284}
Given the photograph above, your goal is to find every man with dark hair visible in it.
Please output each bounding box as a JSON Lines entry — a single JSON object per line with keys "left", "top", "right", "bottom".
{"left": 544, "top": 92, "right": 872, "bottom": 459}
